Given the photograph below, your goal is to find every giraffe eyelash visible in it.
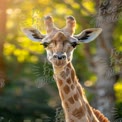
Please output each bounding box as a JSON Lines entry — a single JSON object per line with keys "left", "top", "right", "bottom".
{"left": 40, "top": 42, "right": 50, "bottom": 48}
{"left": 70, "top": 42, "right": 79, "bottom": 48}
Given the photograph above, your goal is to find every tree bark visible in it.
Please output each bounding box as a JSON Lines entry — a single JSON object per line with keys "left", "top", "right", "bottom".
{"left": 0, "top": 0, "right": 7, "bottom": 90}
{"left": 93, "top": 0, "right": 122, "bottom": 121}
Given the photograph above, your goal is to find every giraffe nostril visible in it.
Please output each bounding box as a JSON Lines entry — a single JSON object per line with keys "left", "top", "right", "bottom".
{"left": 53, "top": 55, "right": 58, "bottom": 59}
{"left": 58, "top": 56, "right": 62, "bottom": 60}
{"left": 58, "top": 55, "right": 66, "bottom": 60}
{"left": 53, "top": 54, "right": 66, "bottom": 60}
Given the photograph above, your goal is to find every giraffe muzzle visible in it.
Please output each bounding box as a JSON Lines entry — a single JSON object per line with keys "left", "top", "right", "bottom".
{"left": 53, "top": 53, "right": 66, "bottom": 60}
{"left": 52, "top": 53, "right": 67, "bottom": 66}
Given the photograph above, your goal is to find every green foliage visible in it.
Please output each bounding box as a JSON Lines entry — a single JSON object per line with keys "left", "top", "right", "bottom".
{"left": 114, "top": 81, "right": 122, "bottom": 103}
{"left": 1, "top": 0, "right": 122, "bottom": 121}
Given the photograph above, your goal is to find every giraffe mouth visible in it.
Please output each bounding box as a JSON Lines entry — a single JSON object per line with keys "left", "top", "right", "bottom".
{"left": 53, "top": 60, "right": 67, "bottom": 67}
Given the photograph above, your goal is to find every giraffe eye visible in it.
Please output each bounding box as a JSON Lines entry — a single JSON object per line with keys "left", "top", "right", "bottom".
{"left": 71, "top": 42, "right": 78, "bottom": 48}
{"left": 42, "top": 42, "right": 49, "bottom": 48}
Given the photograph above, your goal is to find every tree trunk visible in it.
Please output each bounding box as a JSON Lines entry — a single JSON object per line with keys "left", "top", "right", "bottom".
{"left": 0, "top": 0, "right": 7, "bottom": 90}
{"left": 93, "top": 0, "right": 122, "bottom": 121}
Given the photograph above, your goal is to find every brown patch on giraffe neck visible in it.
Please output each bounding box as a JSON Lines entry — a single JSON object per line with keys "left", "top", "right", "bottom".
{"left": 67, "top": 62, "right": 72, "bottom": 68}
{"left": 70, "top": 119, "right": 74, "bottom": 122}
{"left": 66, "top": 77, "right": 71, "bottom": 84}
{"left": 60, "top": 71, "right": 67, "bottom": 79}
{"left": 71, "top": 84, "right": 75, "bottom": 90}
{"left": 74, "top": 93, "right": 79, "bottom": 101}
{"left": 72, "top": 106, "right": 85, "bottom": 119}
{"left": 68, "top": 96, "right": 75, "bottom": 104}
{"left": 57, "top": 78, "right": 63, "bottom": 86}
{"left": 64, "top": 102, "right": 69, "bottom": 109}
{"left": 54, "top": 63, "right": 72, "bottom": 80}
{"left": 66, "top": 67, "right": 70, "bottom": 73}
{"left": 63, "top": 85, "right": 70, "bottom": 94}
{"left": 71, "top": 69, "right": 75, "bottom": 82}
{"left": 67, "top": 63, "right": 76, "bottom": 82}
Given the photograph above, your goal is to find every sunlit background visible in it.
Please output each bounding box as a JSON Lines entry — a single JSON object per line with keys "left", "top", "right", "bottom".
{"left": 0, "top": 0, "right": 122, "bottom": 121}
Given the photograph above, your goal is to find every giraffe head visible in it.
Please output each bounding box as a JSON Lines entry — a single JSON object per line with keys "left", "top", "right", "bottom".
{"left": 22, "top": 16, "right": 102, "bottom": 68}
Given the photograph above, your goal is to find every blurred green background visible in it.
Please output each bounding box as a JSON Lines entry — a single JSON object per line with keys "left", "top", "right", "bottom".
{"left": 0, "top": 0, "right": 122, "bottom": 122}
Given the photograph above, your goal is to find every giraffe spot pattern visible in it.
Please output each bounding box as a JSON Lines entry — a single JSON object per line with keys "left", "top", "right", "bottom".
{"left": 71, "top": 70, "right": 75, "bottom": 81}
{"left": 66, "top": 67, "right": 70, "bottom": 72}
{"left": 60, "top": 71, "right": 66, "bottom": 79}
{"left": 66, "top": 77, "right": 71, "bottom": 84}
{"left": 57, "top": 78, "right": 63, "bottom": 86}
{"left": 74, "top": 93, "right": 78, "bottom": 101}
{"left": 64, "top": 102, "right": 69, "bottom": 109}
{"left": 68, "top": 96, "right": 75, "bottom": 104}
{"left": 67, "top": 63, "right": 71, "bottom": 68}
{"left": 63, "top": 85, "right": 70, "bottom": 94}
{"left": 70, "top": 119, "right": 74, "bottom": 122}
{"left": 71, "top": 84, "right": 75, "bottom": 90}
{"left": 72, "top": 107, "right": 85, "bottom": 119}
{"left": 66, "top": 67, "right": 70, "bottom": 75}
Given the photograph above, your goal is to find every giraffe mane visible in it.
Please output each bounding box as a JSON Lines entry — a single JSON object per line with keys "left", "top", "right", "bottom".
{"left": 93, "top": 108, "right": 110, "bottom": 122}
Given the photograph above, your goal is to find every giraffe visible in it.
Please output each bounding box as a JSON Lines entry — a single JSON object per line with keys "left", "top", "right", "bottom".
{"left": 22, "top": 16, "right": 110, "bottom": 122}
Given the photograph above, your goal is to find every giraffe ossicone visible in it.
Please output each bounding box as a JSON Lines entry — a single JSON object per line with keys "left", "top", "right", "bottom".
{"left": 22, "top": 16, "right": 109, "bottom": 122}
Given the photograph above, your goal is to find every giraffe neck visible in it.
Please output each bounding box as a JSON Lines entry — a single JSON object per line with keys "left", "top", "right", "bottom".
{"left": 53, "top": 62, "right": 99, "bottom": 122}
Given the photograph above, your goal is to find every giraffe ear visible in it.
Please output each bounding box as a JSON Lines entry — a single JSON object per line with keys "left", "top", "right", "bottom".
{"left": 74, "top": 28, "right": 102, "bottom": 43}
{"left": 22, "top": 28, "right": 46, "bottom": 42}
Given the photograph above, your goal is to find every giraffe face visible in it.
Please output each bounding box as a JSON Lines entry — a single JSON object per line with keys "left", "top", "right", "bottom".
{"left": 22, "top": 16, "right": 102, "bottom": 67}
{"left": 44, "top": 31, "right": 78, "bottom": 67}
